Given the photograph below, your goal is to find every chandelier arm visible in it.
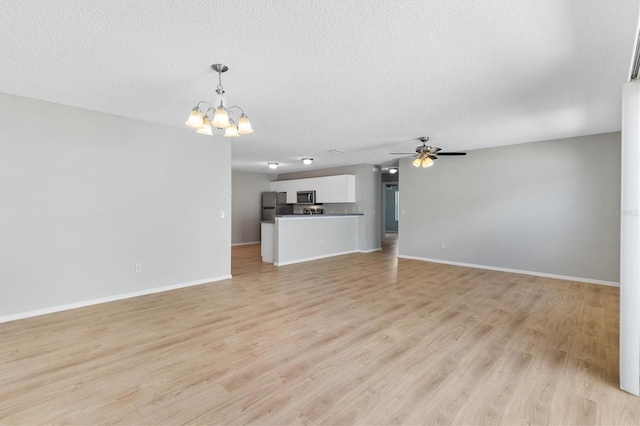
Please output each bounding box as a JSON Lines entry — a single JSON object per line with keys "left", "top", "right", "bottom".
{"left": 227, "top": 106, "right": 246, "bottom": 114}
{"left": 196, "top": 101, "right": 216, "bottom": 111}
{"left": 202, "top": 107, "right": 215, "bottom": 118}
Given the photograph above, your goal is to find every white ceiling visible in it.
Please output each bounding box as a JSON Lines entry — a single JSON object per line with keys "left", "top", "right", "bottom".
{"left": 1, "top": 1, "right": 638, "bottom": 174}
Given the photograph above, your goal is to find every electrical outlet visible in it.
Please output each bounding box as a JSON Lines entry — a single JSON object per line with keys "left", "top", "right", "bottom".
{"left": 441, "top": 243, "right": 446, "bottom": 249}
{"left": 219, "top": 211, "right": 225, "bottom": 218}
{"left": 402, "top": 210, "right": 405, "bottom": 216}
{"left": 319, "top": 239, "right": 323, "bottom": 245}
{"left": 135, "top": 264, "right": 142, "bottom": 272}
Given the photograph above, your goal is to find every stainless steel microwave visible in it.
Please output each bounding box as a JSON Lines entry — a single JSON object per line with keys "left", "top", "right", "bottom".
{"left": 296, "top": 190, "right": 316, "bottom": 204}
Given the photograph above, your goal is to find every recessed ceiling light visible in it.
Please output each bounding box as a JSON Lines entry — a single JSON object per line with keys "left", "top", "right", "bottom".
{"left": 389, "top": 167, "right": 398, "bottom": 174}
{"left": 267, "top": 162, "right": 278, "bottom": 169}
{"left": 302, "top": 158, "right": 313, "bottom": 165}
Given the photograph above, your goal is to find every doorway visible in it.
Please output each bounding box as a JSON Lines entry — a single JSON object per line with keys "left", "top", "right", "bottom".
{"left": 384, "top": 183, "right": 399, "bottom": 233}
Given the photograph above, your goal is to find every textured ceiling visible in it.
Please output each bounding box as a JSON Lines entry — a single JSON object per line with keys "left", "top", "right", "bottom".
{"left": 1, "top": 1, "right": 638, "bottom": 173}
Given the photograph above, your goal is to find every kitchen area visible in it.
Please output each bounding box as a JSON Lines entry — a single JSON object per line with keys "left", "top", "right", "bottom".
{"left": 260, "top": 174, "right": 368, "bottom": 266}
{"left": 260, "top": 191, "right": 323, "bottom": 221}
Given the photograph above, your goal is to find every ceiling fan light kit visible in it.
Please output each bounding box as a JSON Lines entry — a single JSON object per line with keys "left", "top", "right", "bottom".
{"left": 391, "top": 136, "right": 466, "bottom": 169}
{"left": 412, "top": 157, "right": 433, "bottom": 168}
{"left": 185, "top": 64, "right": 253, "bottom": 137}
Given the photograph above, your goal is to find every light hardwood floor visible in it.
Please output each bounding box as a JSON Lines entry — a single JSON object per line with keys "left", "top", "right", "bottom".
{"left": 1, "top": 235, "right": 638, "bottom": 424}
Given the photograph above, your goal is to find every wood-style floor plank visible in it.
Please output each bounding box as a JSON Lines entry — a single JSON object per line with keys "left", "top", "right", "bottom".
{"left": 0, "top": 235, "right": 637, "bottom": 425}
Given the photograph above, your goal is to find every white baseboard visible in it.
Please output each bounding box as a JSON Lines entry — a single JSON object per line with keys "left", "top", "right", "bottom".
{"left": 397, "top": 255, "right": 619, "bottom": 287}
{"left": 232, "top": 241, "right": 260, "bottom": 246}
{"left": 275, "top": 250, "right": 359, "bottom": 266}
{"left": 0, "top": 275, "right": 233, "bottom": 323}
{"left": 359, "top": 248, "right": 382, "bottom": 253}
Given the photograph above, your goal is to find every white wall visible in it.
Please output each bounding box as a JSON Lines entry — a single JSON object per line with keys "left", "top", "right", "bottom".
{"left": 232, "top": 171, "right": 272, "bottom": 245}
{"left": 620, "top": 80, "right": 640, "bottom": 396}
{"left": 0, "top": 93, "right": 232, "bottom": 320}
{"left": 277, "top": 164, "right": 382, "bottom": 251}
{"left": 398, "top": 132, "right": 621, "bottom": 284}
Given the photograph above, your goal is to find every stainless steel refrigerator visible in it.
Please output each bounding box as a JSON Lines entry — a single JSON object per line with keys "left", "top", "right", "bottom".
{"left": 261, "top": 192, "right": 292, "bottom": 221}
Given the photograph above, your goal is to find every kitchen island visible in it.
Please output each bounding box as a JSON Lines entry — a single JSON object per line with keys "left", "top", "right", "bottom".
{"left": 261, "top": 214, "right": 364, "bottom": 266}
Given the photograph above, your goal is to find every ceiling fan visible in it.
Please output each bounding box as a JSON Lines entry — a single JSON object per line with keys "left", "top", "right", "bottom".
{"left": 390, "top": 137, "right": 466, "bottom": 168}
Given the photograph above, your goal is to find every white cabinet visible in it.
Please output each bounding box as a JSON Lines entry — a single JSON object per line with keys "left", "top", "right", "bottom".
{"left": 270, "top": 180, "right": 296, "bottom": 203}
{"left": 338, "top": 175, "right": 356, "bottom": 203}
{"left": 313, "top": 177, "right": 329, "bottom": 203}
{"left": 300, "top": 177, "right": 320, "bottom": 201}
{"left": 270, "top": 174, "right": 355, "bottom": 204}
{"left": 316, "top": 175, "right": 355, "bottom": 203}
{"left": 269, "top": 181, "right": 282, "bottom": 192}
{"left": 283, "top": 181, "right": 297, "bottom": 204}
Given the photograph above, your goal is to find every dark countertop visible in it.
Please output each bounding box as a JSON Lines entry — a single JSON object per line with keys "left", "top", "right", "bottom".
{"left": 261, "top": 213, "right": 364, "bottom": 224}
{"left": 279, "top": 213, "right": 364, "bottom": 217}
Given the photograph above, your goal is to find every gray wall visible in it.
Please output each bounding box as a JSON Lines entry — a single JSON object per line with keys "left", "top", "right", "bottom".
{"left": 232, "top": 171, "right": 272, "bottom": 244}
{"left": 277, "top": 164, "right": 382, "bottom": 251}
{"left": 0, "top": 93, "right": 232, "bottom": 318}
{"left": 398, "top": 132, "right": 621, "bottom": 283}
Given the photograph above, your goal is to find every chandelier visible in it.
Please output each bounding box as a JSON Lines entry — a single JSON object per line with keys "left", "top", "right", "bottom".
{"left": 185, "top": 64, "right": 254, "bottom": 137}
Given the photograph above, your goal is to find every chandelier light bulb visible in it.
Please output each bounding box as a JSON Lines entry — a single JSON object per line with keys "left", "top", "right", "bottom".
{"left": 185, "top": 108, "right": 204, "bottom": 129}
{"left": 224, "top": 120, "right": 240, "bottom": 137}
{"left": 213, "top": 102, "right": 231, "bottom": 128}
{"left": 237, "top": 114, "right": 254, "bottom": 135}
{"left": 196, "top": 116, "right": 213, "bottom": 135}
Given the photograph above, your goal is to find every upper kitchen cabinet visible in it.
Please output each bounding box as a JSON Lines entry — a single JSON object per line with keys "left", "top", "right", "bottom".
{"left": 335, "top": 174, "right": 356, "bottom": 203}
{"left": 270, "top": 174, "right": 355, "bottom": 203}
{"left": 313, "top": 177, "right": 328, "bottom": 203}
{"left": 318, "top": 175, "right": 355, "bottom": 203}
{"left": 270, "top": 181, "right": 283, "bottom": 193}
{"left": 270, "top": 180, "right": 297, "bottom": 203}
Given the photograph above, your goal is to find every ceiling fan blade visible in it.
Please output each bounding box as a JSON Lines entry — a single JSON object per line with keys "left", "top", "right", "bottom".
{"left": 389, "top": 152, "right": 417, "bottom": 155}
{"left": 436, "top": 152, "right": 467, "bottom": 156}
